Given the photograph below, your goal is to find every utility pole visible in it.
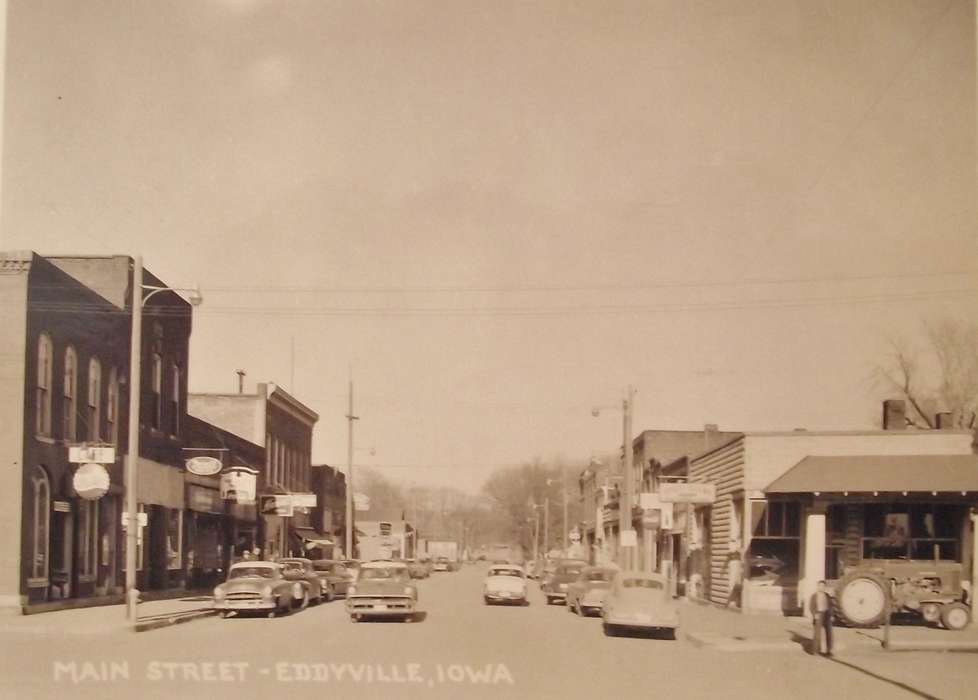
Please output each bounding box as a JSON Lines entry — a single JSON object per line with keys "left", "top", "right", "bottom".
{"left": 562, "top": 462, "right": 569, "bottom": 553}
{"left": 344, "top": 374, "right": 359, "bottom": 560}
{"left": 621, "top": 385, "right": 636, "bottom": 570}
{"left": 543, "top": 497, "right": 550, "bottom": 558}
{"left": 532, "top": 507, "right": 540, "bottom": 566}
{"left": 124, "top": 255, "right": 144, "bottom": 623}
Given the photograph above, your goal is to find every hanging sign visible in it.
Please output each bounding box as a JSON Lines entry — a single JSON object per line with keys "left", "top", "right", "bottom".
{"left": 69, "top": 446, "right": 115, "bottom": 464}
{"left": 658, "top": 483, "right": 716, "bottom": 504}
{"left": 259, "top": 495, "right": 294, "bottom": 517}
{"left": 73, "top": 463, "right": 110, "bottom": 500}
{"left": 185, "top": 456, "right": 223, "bottom": 476}
{"left": 220, "top": 466, "right": 258, "bottom": 504}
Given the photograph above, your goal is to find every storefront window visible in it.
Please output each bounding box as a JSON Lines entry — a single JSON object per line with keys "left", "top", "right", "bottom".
{"left": 748, "top": 500, "right": 801, "bottom": 584}
{"left": 79, "top": 500, "right": 98, "bottom": 577}
{"left": 862, "top": 503, "right": 962, "bottom": 561}
{"left": 63, "top": 346, "right": 77, "bottom": 440}
{"left": 166, "top": 509, "right": 182, "bottom": 570}
{"left": 36, "top": 334, "right": 53, "bottom": 436}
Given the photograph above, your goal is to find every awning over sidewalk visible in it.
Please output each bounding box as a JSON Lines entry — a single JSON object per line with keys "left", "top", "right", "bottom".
{"left": 765, "top": 454, "right": 978, "bottom": 494}
{"left": 292, "top": 526, "right": 334, "bottom": 549}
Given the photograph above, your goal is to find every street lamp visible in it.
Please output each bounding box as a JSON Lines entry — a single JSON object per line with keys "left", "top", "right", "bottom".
{"left": 592, "top": 386, "right": 636, "bottom": 570}
{"left": 345, "top": 375, "right": 359, "bottom": 561}
{"left": 125, "top": 255, "right": 202, "bottom": 623}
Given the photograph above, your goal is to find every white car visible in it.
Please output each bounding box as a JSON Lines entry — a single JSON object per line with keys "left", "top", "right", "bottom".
{"left": 483, "top": 564, "right": 528, "bottom": 606}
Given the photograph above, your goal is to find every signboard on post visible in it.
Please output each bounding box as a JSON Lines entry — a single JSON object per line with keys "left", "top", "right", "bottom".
{"left": 658, "top": 482, "right": 716, "bottom": 504}
{"left": 291, "top": 493, "right": 317, "bottom": 508}
{"left": 353, "top": 493, "right": 370, "bottom": 512}
{"left": 259, "top": 495, "right": 294, "bottom": 517}
{"left": 620, "top": 529, "right": 637, "bottom": 547}
{"left": 220, "top": 466, "right": 258, "bottom": 504}
{"left": 185, "top": 456, "right": 223, "bottom": 476}
{"left": 68, "top": 445, "right": 115, "bottom": 464}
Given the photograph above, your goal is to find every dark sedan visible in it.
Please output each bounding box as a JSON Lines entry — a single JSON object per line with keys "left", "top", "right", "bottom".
{"left": 311, "top": 559, "right": 356, "bottom": 599}
{"left": 541, "top": 560, "right": 588, "bottom": 605}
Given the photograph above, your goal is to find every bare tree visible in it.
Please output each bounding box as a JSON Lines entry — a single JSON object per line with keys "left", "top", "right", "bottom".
{"left": 874, "top": 318, "right": 978, "bottom": 432}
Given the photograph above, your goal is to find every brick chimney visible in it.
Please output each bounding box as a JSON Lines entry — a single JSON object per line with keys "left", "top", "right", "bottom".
{"left": 882, "top": 400, "right": 907, "bottom": 430}
{"left": 935, "top": 412, "right": 955, "bottom": 430}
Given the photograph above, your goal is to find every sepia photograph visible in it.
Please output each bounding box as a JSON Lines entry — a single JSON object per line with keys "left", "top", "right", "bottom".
{"left": 0, "top": 1, "right": 976, "bottom": 698}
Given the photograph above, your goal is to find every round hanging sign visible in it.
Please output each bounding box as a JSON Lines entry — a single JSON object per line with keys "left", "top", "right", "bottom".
{"left": 73, "top": 463, "right": 110, "bottom": 500}
{"left": 185, "top": 456, "right": 223, "bottom": 476}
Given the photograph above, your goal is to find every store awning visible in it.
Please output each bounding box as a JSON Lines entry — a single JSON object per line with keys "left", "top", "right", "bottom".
{"left": 292, "top": 526, "right": 334, "bottom": 549}
{"left": 764, "top": 454, "right": 978, "bottom": 495}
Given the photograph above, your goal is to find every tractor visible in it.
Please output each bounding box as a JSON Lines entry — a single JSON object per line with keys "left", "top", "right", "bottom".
{"left": 833, "top": 560, "right": 971, "bottom": 631}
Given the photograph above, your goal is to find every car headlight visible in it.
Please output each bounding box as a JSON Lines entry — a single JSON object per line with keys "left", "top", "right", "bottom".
{"left": 261, "top": 585, "right": 274, "bottom": 598}
{"left": 213, "top": 587, "right": 225, "bottom": 600}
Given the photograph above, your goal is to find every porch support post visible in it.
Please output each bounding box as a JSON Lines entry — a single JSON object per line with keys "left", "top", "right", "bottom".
{"left": 801, "top": 502, "right": 826, "bottom": 617}
{"left": 971, "top": 512, "right": 978, "bottom": 608}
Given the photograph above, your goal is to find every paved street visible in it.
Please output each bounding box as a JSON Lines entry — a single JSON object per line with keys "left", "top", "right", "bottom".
{"left": 1, "top": 563, "right": 976, "bottom": 700}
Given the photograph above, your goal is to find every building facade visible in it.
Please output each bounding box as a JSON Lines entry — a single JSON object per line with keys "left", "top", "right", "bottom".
{"left": 188, "top": 383, "right": 320, "bottom": 561}
{"left": 310, "top": 464, "right": 346, "bottom": 560}
{"left": 685, "top": 427, "right": 978, "bottom": 615}
{"left": 0, "top": 252, "right": 195, "bottom": 612}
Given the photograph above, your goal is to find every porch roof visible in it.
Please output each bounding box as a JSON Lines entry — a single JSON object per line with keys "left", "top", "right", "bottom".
{"left": 764, "top": 454, "right": 978, "bottom": 494}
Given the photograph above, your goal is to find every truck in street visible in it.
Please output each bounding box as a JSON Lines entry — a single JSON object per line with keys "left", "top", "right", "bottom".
{"left": 424, "top": 540, "right": 460, "bottom": 571}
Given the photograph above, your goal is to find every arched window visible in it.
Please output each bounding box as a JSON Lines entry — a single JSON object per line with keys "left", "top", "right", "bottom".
{"left": 31, "top": 467, "right": 50, "bottom": 580}
{"left": 87, "top": 357, "right": 102, "bottom": 442}
{"left": 63, "top": 346, "right": 77, "bottom": 441}
{"left": 169, "top": 363, "right": 181, "bottom": 436}
{"left": 106, "top": 367, "right": 119, "bottom": 444}
{"left": 149, "top": 353, "right": 163, "bottom": 430}
{"left": 35, "top": 334, "right": 53, "bottom": 436}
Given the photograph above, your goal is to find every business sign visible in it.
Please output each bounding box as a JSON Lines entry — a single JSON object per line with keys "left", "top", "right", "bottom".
{"left": 291, "top": 493, "right": 317, "bottom": 508}
{"left": 569, "top": 528, "right": 581, "bottom": 543}
{"left": 188, "top": 485, "right": 224, "bottom": 514}
{"left": 641, "top": 509, "right": 661, "bottom": 529}
{"left": 185, "top": 456, "right": 223, "bottom": 476}
{"left": 619, "top": 529, "right": 638, "bottom": 547}
{"left": 259, "top": 495, "right": 294, "bottom": 517}
{"left": 220, "top": 467, "right": 258, "bottom": 504}
{"left": 353, "top": 493, "right": 370, "bottom": 512}
{"left": 72, "top": 463, "right": 110, "bottom": 500}
{"left": 121, "top": 512, "right": 148, "bottom": 528}
{"left": 658, "top": 482, "right": 716, "bottom": 504}
{"left": 68, "top": 445, "right": 115, "bottom": 464}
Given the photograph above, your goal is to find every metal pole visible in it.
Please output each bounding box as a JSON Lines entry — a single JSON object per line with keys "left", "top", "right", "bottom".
{"left": 344, "top": 376, "right": 358, "bottom": 559}
{"left": 622, "top": 386, "right": 635, "bottom": 570}
{"left": 125, "top": 255, "right": 143, "bottom": 623}
{"left": 543, "top": 497, "right": 550, "bottom": 558}
{"left": 562, "top": 462, "right": 569, "bottom": 553}
{"left": 533, "top": 509, "right": 540, "bottom": 568}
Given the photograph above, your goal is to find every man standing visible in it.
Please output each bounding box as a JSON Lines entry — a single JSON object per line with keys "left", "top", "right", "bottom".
{"left": 811, "top": 580, "right": 834, "bottom": 656}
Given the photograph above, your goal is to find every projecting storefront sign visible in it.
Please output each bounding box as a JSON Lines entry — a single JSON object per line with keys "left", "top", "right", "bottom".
{"left": 72, "top": 463, "right": 110, "bottom": 500}
{"left": 259, "top": 495, "right": 294, "bottom": 517}
{"left": 658, "top": 483, "right": 716, "bottom": 504}
{"left": 188, "top": 485, "right": 224, "bottom": 514}
{"left": 68, "top": 445, "right": 116, "bottom": 464}
{"left": 185, "top": 456, "right": 223, "bottom": 476}
{"left": 220, "top": 466, "right": 258, "bottom": 504}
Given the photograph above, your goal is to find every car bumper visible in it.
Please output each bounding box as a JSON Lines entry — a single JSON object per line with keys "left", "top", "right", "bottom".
{"left": 213, "top": 600, "right": 276, "bottom": 611}
{"left": 346, "top": 598, "right": 416, "bottom": 615}
{"left": 485, "top": 591, "right": 526, "bottom": 602}
{"left": 603, "top": 614, "right": 679, "bottom": 629}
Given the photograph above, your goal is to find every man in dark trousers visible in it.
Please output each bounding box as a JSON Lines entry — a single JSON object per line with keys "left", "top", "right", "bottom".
{"left": 810, "top": 580, "right": 834, "bottom": 656}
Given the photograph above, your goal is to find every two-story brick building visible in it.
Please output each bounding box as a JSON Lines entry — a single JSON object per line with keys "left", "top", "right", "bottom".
{"left": 0, "top": 252, "right": 195, "bottom": 612}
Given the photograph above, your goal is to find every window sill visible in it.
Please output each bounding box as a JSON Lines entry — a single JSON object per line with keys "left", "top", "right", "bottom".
{"left": 34, "top": 435, "right": 56, "bottom": 445}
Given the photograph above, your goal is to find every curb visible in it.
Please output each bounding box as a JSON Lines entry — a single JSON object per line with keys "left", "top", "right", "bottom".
{"left": 134, "top": 609, "right": 216, "bottom": 633}
{"left": 684, "top": 632, "right": 799, "bottom": 652}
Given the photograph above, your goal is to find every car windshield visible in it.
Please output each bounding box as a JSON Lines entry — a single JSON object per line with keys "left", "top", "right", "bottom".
{"left": 622, "top": 578, "right": 662, "bottom": 590}
{"left": 311, "top": 561, "right": 332, "bottom": 571}
{"left": 229, "top": 567, "right": 275, "bottom": 579}
{"left": 557, "top": 566, "right": 583, "bottom": 576}
{"left": 586, "top": 571, "right": 611, "bottom": 582}
{"left": 490, "top": 568, "right": 521, "bottom": 577}
{"left": 280, "top": 562, "right": 305, "bottom": 572}
{"left": 360, "top": 568, "right": 406, "bottom": 580}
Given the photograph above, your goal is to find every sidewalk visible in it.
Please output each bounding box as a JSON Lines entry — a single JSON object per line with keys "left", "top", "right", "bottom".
{"left": 3, "top": 592, "right": 216, "bottom": 636}
{"left": 680, "top": 600, "right": 978, "bottom": 653}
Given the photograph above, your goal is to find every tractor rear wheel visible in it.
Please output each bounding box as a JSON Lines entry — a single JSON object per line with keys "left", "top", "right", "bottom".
{"left": 836, "top": 571, "right": 889, "bottom": 628}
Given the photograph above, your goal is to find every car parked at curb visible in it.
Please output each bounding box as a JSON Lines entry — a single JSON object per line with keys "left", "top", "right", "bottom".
{"left": 601, "top": 571, "right": 679, "bottom": 638}
{"left": 311, "top": 559, "right": 356, "bottom": 598}
{"left": 346, "top": 561, "right": 419, "bottom": 622}
{"left": 212, "top": 561, "right": 305, "bottom": 618}
{"left": 541, "top": 560, "right": 588, "bottom": 605}
{"left": 279, "top": 557, "right": 324, "bottom": 607}
{"left": 566, "top": 566, "right": 617, "bottom": 616}
{"left": 484, "top": 564, "right": 529, "bottom": 605}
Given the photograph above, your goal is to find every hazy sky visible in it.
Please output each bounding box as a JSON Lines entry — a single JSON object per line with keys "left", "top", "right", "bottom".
{"left": 2, "top": 0, "right": 975, "bottom": 491}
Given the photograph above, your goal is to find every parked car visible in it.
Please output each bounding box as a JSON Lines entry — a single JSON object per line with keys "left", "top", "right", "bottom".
{"left": 212, "top": 561, "right": 305, "bottom": 618}
{"left": 601, "top": 571, "right": 679, "bottom": 638}
{"left": 406, "top": 559, "right": 430, "bottom": 579}
{"left": 433, "top": 556, "right": 452, "bottom": 572}
{"left": 566, "top": 566, "right": 617, "bottom": 616}
{"left": 346, "top": 561, "right": 419, "bottom": 622}
{"left": 539, "top": 559, "right": 558, "bottom": 589}
{"left": 278, "top": 558, "right": 324, "bottom": 607}
{"left": 311, "top": 559, "right": 356, "bottom": 598}
{"left": 484, "top": 564, "right": 529, "bottom": 605}
{"left": 541, "top": 560, "right": 588, "bottom": 605}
